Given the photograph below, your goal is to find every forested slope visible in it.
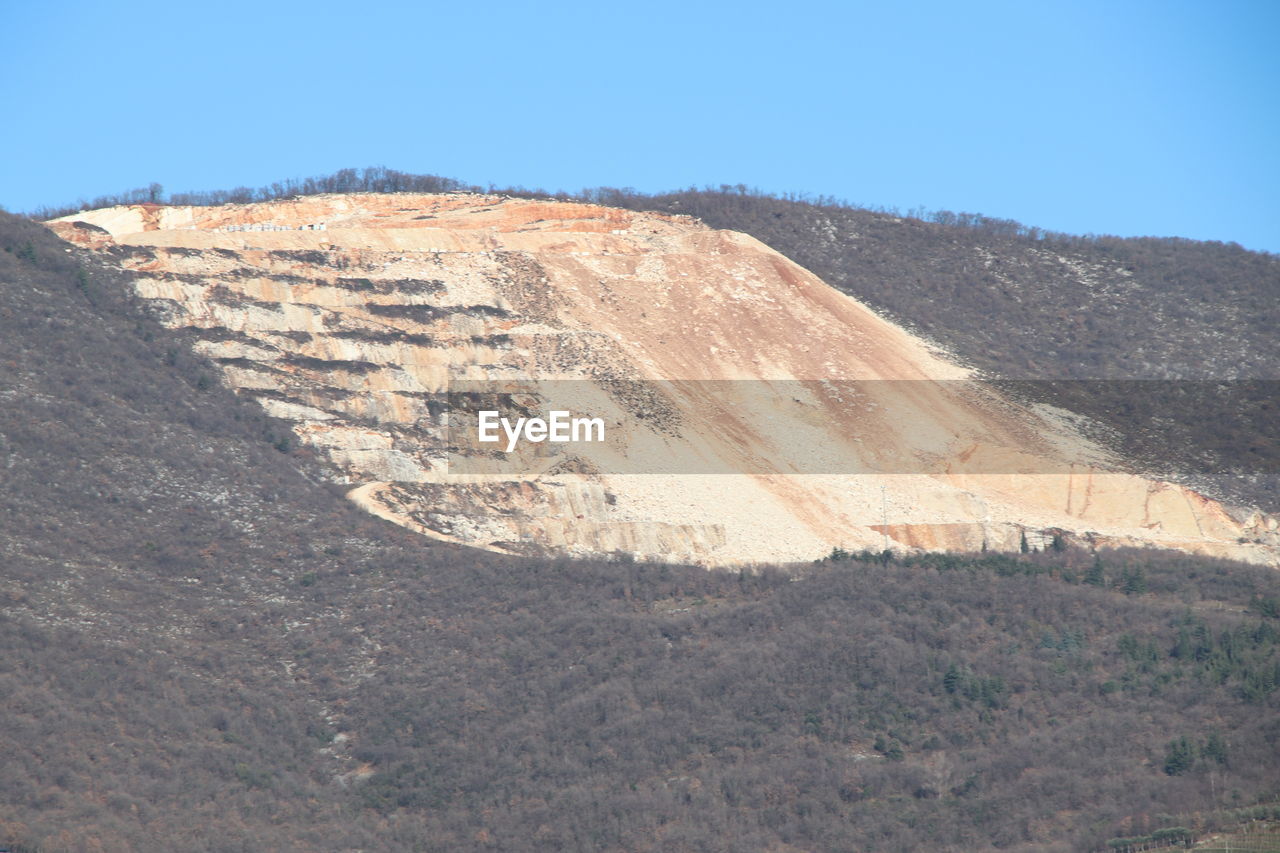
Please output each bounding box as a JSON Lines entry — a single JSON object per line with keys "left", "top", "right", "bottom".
{"left": 2, "top": 209, "right": 1279, "bottom": 851}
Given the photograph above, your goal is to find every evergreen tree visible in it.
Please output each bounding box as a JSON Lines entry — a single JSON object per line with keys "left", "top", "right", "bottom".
{"left": 1172, "top": 626, "right": 1195, "bottom": 659}
{"left": 1085, "top": 556, "right": 1106, "bottom": 587}
{"left": 943, "top": 664, "right": 962, "bottom": 695}
{"left": 1163, "top": 736, "right": 1197, "bottom": 775}
{"left": 1122, "top": 567, "right": 1147, "bottom": 595}
{"left": 1203, "top": 730, "right": 1228, "bottom": 766}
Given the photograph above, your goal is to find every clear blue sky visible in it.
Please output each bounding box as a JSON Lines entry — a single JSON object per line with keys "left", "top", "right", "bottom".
{"left": 2, "top": 0, "right": 1277, "bottom": 252}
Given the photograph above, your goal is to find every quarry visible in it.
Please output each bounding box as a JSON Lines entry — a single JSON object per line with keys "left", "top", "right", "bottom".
{"left": 47, "top": 193, "right": 1280, "bottom": 566}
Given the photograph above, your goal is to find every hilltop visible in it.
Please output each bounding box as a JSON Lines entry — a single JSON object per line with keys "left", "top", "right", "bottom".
{"left": 47, "top": 191, "right": 1280, "bottom": 566}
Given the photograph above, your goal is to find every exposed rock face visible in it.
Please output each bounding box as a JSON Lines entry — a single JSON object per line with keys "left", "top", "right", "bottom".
{"left": 49, "top": 195, "right": 1280, "bottom": 565}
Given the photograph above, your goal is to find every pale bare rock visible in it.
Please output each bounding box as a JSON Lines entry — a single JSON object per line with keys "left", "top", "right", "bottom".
{"left": 50, "top": 194, "right": 1280, "bottom": 566}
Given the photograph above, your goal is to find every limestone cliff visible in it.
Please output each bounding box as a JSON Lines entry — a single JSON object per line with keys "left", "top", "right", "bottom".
{"left": 48, "top": 195, "right": 1280, "bottom": 565}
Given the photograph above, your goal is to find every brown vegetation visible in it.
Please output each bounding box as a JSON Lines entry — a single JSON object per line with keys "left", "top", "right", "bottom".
{"left": 3, "top": 189, "right": 1279, "bottom": 851}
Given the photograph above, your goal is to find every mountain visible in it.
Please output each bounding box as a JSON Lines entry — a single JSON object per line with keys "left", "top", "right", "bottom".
{"left": 2, "top": 191, "right": 1278, "bottom": 852}
{"left": 47, "top": 193, "right": 1280, "bottom": 566}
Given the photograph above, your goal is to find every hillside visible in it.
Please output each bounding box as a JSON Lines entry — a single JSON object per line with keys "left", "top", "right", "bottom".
{"left": 593, "top": 187, "right": 1280, "bottom": 511}
{"left": 45, "top": 193, "right": 1280, "bottom": 566}
{"left": 2, "top": 204, "right": 1279, "bottom": 851}
{"left": 39, "top": 169, "right": 1278, "bottom": 513}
